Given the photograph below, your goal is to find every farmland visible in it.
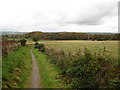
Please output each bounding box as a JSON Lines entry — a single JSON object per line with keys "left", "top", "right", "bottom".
{"left": 42, "top": 40, "right": 119, "bottom": 88}
{"left": 2, "top": 34, "right": 119, "bottom": 88}
{"left": 1, "top": 0, "right": 119, "bottom": 88}
{"left": 37, "top": 40, "right": 118, "bottom": 60}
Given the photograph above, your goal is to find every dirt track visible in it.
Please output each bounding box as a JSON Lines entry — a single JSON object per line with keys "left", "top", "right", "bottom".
{"left": 30, "top": 48, "right": 41, "bottom": 88}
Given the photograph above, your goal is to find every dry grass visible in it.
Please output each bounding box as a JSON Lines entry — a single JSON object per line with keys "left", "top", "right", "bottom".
{"left": 27, "top": 40, "right": 118, "bottom": 59}
{"left": 41, "top": 40, "right": 118, "bottom": 59}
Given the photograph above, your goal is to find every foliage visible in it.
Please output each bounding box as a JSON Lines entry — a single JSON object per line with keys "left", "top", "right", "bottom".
{"left": 45, "top": 47, "right": 119, "bottom": 88}
{"left": 33, "top": 49, "right": 70, "bottom": 88}
{"left": 2, "top": 31, "right": 119, "bottom": 40}
{"left": 38, "top": 43, "right": 45, "bottom": 51}
{"left": 22, "top": 32, "right": 119, "bottom": 40}
{"left": 2, "top": 46, "right": 32, "bottom": 88}
{"left": 34, "top": 42, "right": 39, "bottom": 49}
{"left": 18, "top": 39, "right": 27, "bottom": 46}
{"left": 32, "top": 37, "right": 39, "bottom": 42}
{"left": 35, "top": 43, "right": 45, "bottom": 52}
{"left": 2, "top": 40, "right": 20, "bottom": 56}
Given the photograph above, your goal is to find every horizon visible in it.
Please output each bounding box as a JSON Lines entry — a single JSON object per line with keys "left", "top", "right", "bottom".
{"left": 1, "top": 30, "right": 118, "bottom": 34}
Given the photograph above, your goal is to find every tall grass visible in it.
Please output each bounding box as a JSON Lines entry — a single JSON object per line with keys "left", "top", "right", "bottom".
{"left": 43, "top": 40, "right": 118, "bottom": 60}
{"left": 44, "top": 46, "right": 119, "bottom": 88}
{"left": 2, "top": 46, "right": 32, "bottom": 88}
{"left": 2, "top": 40, "right": 20, "bottom": 56}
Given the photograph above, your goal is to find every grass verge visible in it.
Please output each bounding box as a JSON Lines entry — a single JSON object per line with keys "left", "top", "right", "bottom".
{"left": 33, "top": 48, "right": 71, "bottom": 88}
{"left": 2, "top": 46, "right": 32, "bottom": 88}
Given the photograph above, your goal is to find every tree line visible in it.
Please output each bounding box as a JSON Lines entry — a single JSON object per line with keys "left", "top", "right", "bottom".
{"left": 2, "top": 31, "right": 120, "bottom": 41}
{"left": 25, "top": 32, "right": 119, "bottom": 41}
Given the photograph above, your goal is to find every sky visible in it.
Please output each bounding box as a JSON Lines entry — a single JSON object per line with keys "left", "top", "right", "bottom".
{"left": 0, "top": 0, "right": 119, "bottom": 32}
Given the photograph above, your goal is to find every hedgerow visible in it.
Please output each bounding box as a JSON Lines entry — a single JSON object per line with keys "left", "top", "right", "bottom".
{"left": 44, "top": 46, "right": 119, "bottom": 88}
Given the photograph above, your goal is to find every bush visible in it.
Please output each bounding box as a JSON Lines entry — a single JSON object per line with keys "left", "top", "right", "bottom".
{"left": 18, "top": 39, "right": 27, "bottom": 46}
{"left": 66, "top": 54, "right": 112, "bottom": 88}
{"left": 33, "top": 37, "right": 39, "bottom": 42}
{"left": 45, "top": 47, "right": 119, "bottom": 88}
{"left": 35, "top": 43, "right": 45, "bottom": 52}
{"left": 38, "top": 43, "right": 45, "bottom": 52}
{"left": 2, "top": 40, "right": 20, "bottom": 56}
{"left": 34, "top": 42, "right": 39, "bottom": 48}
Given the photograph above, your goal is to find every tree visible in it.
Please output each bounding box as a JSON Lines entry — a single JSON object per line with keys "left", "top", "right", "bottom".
{"left": 33, "top": 37, "right": 39, "bottom": 42}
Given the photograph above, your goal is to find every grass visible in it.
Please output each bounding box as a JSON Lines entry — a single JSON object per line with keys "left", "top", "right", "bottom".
{"left": 2, "top": 39, "right": 118, "bottom": 88}
{"left": 33, "top": 48, "right": 71, "bottom": 88}
{"left": 0, "top": 58, "right": 1, "bottom": 89}
{"left": 45, "top": 46, "right": 120, "bottom": 88}
{"left": 8, "top": 38, "right": 32, "bottom": 41}
{"left": 40, "top": 40, "right": 118, "bottom": 59}
{"left": 2, "top": 46, "right": 32, "bottom": 88}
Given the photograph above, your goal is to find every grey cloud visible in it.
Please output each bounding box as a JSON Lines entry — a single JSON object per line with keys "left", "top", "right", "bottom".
{"left": 59, "top": 1, "right": 117, "bottom": 26}
{"left": 0, "top": 0, "right": 118, "bottom": 33}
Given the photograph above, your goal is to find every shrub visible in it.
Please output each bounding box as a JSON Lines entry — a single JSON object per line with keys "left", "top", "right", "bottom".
{"left": 45, "top": 47, "right": 119, "bottom": 88}
{"left": 66, "top": 52, "right": 112, "bottom": 88}
{"left": 34, "top": 42, "right": 39, "bottom": 49}
{"left": 37, "top": 43, "right": 45, "bottom": 52}
{"left": 2, "top": 40, "right": 20, "bottom": 56}
{"left": 18, "top": 39, "right": 27, "bottom": 46}
{"left": 33, "top": 37, "right": 39, "bottom": 42}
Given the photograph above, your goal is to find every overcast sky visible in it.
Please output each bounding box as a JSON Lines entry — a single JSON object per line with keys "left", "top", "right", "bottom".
{"left": 0, "top": 0, "right": 119, "bottom": 32}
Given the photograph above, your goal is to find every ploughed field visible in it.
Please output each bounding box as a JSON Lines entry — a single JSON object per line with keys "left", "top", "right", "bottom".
{"left": 39, "top": 40, "right": 118, "bottom": 60}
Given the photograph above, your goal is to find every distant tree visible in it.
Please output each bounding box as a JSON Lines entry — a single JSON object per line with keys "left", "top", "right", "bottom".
{"left": 22, "top": 31, "right": 119, "bottom": 40}
{"left": 33, "top": 37, "right": 39, "bottom": 42}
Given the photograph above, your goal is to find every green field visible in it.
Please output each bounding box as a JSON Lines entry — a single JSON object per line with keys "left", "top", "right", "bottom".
{"left": 40, "top": 40, "right": 118, "bottom": 59}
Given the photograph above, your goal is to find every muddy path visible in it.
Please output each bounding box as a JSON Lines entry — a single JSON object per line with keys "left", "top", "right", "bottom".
{"left": 30, "top": 48, "right": 41, "bottom": 88}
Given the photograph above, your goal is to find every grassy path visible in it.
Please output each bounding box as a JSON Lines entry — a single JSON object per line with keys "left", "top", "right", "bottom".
{"left": 33, "top": 49, "right": 71, "bottom": 88}
{"left": 30, "top": 48, "right": 41, "bottom": 88}
{"left": 2, "top": 46, "right": 71, "bottom": 88}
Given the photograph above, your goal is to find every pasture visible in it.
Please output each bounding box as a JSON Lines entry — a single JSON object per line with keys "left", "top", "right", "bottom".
{"left": 41, "top": 40, "right": 119, "bottom": 88}
{"left": 39, "top": 40, "right": 118, "bottom": 59}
